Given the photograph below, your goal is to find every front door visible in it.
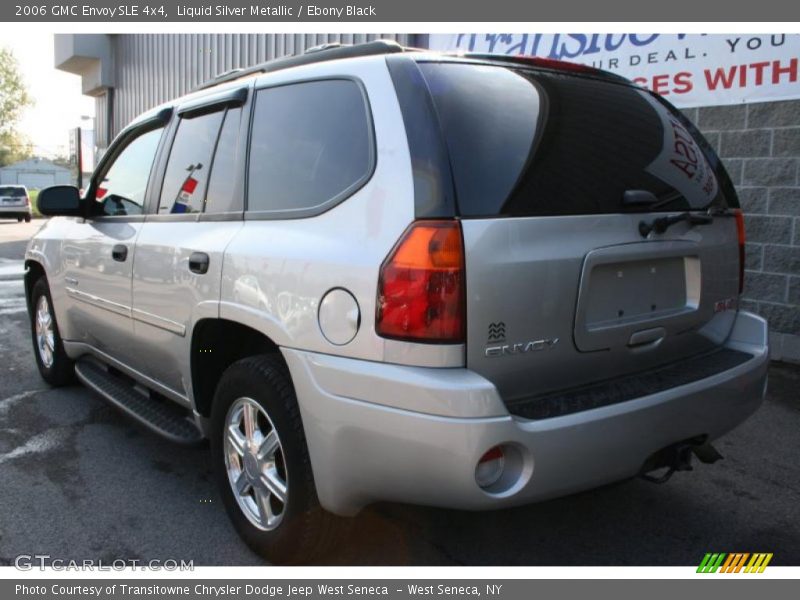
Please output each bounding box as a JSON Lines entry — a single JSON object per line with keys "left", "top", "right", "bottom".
{"left": 62, "top": 125, "right": 165, "bottom": 372}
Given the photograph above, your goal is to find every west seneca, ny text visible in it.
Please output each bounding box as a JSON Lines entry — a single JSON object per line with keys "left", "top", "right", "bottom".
{"left": 16, "top": 584, "right": 504, "bottom": 598}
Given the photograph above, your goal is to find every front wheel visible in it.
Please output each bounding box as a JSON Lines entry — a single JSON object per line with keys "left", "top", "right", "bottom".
{"left": 29, "top": 277, "right": 75, "bottom": 385}
{"left": 210, "top": 354, "right": 348, "bottom": 564}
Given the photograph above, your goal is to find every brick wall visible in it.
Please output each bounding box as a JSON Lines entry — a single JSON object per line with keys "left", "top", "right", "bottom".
{"left": 684, "top": 100, "right": 800, "bottom": 362}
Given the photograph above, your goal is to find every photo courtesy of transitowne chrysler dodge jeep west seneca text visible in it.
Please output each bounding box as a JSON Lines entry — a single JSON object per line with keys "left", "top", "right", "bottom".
{"left": 26, "top": 41, "right": 769, "bottom": 564}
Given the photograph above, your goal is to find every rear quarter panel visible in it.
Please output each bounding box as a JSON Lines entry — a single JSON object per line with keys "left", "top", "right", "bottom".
{"left": 220, "top": 56, "right": 462, "bottom": 367}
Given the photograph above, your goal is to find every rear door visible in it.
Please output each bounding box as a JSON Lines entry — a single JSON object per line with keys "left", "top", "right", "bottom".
{"left": 131, "top": 90, "right": 247, "bottom": 397}
{"left": 417, "top": 61, "right": 742, "bottom": 405}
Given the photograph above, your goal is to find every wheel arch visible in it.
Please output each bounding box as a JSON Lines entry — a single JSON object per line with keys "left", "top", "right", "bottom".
{"left": 24, "top": 259, "right": 46, "bottom": 311}
{"left": 190, "top": 318, "right": 284, "bottom": 418}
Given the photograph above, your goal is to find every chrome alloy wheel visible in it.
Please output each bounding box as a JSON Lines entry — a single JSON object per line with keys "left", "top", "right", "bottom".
{"left": 224, "top": 397, "right": 288, "bottom": 531}
{"left": 35, "top": 295, "right": 55, "bottom": 369}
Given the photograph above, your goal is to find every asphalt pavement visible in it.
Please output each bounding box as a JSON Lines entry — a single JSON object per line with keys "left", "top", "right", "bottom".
{"left": 0, "top": 218, "right": 799, "bottom": 566}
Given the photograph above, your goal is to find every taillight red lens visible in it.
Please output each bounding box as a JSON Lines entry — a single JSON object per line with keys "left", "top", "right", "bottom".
{"left": 376, "top": 220, "right": 465, "bottom": 343}
{"left": 734, "top": 209, "right": 746, "bottom": 295}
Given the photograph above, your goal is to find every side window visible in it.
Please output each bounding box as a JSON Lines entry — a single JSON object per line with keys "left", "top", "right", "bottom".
{"left": 95, "top": 127, "right": 163, "bottom": 216}
{"left": 247, "top": 79, "right": 372, "bottom": 214}
{"left": 204, "top": 108, "right": 242, "bottom": 214}
{"left": 158, "top": 110, "right": 224, "bottom": 214}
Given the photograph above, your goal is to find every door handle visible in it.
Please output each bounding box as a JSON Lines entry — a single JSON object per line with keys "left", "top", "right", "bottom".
{"left": 112, "top": 244, "right": 128, "bottom": 262}
{"left": 628, "top": 327, "right": 666, "bottom": 349}
{"left": 189, "top": 252, "right": 210, "bottom": 275}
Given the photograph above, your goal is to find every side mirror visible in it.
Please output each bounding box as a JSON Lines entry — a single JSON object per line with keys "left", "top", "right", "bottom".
{"left": 36, "top": 186, "right": 83, "bottom": 217}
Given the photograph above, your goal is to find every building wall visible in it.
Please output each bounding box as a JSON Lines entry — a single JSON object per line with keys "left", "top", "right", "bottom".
{"left": 0, "top": 159, "right": 72, "bottom": 189}
{"left": 96, "top": 33, "right": 420, "bottom": 146}
{"left": 686, "top": 100, "right": 800, "bottom": 359}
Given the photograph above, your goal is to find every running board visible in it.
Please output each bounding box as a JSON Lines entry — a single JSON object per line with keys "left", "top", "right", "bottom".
{"left": 75, "top": 357, "right": 203, "bottom": 445}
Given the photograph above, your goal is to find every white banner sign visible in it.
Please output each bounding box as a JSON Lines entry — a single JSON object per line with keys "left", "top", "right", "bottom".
{"left": 428, "top": 34, "right": 800, "bottom": 108}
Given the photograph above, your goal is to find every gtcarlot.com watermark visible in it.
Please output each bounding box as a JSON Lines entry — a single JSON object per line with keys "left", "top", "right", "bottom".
{"left": 14, "top": 554, "right": 194, "bottom": 571}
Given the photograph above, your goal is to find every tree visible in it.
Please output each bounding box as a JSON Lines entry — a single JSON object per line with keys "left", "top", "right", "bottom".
{"left": 0, "top": 47, "right": 33, "bottom": 167}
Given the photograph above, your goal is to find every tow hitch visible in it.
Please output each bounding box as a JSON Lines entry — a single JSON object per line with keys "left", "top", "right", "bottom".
{"left": 640, "top": 439, "right": 723, "bottom": 484}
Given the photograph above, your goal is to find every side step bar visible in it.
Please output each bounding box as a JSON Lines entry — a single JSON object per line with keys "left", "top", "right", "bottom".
{"left": 75, "top": 357, "right": 203, "bottom": 445}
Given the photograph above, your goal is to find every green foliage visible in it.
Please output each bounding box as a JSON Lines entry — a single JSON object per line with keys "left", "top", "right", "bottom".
{"left": 29, "top": 189, "right": 41, "bottom": 217}
{"left": 0, "top": 47, "right": 33, "bottom": 167}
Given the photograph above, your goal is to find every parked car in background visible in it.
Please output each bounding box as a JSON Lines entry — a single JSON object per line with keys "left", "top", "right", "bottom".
{"left": 25, "top": 41, "right": 769, "bottom": 564}
{"left": 0, "top": 185, "right": 32, "bottom": 222}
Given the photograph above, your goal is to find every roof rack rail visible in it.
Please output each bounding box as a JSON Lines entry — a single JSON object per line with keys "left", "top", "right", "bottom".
{"left": 196, "top": 40, "right": 408, "bottom": 92}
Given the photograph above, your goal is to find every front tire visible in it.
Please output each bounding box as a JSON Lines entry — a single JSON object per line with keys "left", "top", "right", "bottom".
{"left": 210, "top": 354, "right": 347, "bottom": 564}
{"left": 29, "top": 277, "right": 75, "bottom": 386}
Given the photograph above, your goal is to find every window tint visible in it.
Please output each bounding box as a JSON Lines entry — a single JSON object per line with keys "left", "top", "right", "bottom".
{"left": 204, "top": 108, "right": 242, "bottom": 213}
{"left": 419, "top": 64, "right": 539, "bottom": 217}
{"left": 95, "top": 127, "right": 163, "bottom": 216}
{"left": 248, "top": 80, "right": 371, "bottom": 213}
{"left": 158, "top": 111, "right": 224, "bottom": 214}
{"left": 419, "top": 63, "right": 733, "bottom": 217}
{"left": 0, "top": 187, "right": 26, "bottom": 197}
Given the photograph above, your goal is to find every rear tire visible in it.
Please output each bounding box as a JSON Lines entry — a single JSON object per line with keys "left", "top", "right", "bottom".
{"left": 24, "top": 214, "right": 31, "bottom": 223}
{"left": 29, "top": 277, "right": 75, "bottom": 386}
{"left": 17, "top": 217, "right": 23, "bottom": 223}
{"left": 210, "top": 354, "right": 348, "bottom": 564}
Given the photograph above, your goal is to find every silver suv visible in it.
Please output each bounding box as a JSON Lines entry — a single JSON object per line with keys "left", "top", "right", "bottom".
{"left": 26, "top": 42, "right": 769, "bottom": 564}
{"left": 0, "top": 185, "right": 32, "bottom": 222}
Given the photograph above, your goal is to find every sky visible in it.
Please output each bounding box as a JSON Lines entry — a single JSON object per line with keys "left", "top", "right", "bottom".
{"left": 2, "top": 32, "right": 95, "bottom": 159}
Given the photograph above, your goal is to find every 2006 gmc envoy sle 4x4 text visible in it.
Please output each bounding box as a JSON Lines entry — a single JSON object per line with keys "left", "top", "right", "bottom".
{"left": 25, "top": 41, "right": 768, "bottom": 564}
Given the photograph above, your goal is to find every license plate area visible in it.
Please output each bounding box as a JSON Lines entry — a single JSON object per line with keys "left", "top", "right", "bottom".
{"left": 574, "top": 241, "right": 704, "bottom": 352}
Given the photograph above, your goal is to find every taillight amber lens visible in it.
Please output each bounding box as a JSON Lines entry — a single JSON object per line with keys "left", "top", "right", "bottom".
{"left": 376, "top": 221, "right": 465, "bottom": 343}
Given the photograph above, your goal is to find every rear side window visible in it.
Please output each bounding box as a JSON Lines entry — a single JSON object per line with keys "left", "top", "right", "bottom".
{"left": 247, "top": 79, "right": 372, "bottom": 214}
{"left": 0, "top": 187, "right": 26, "bottom": 196}
{"left": 418, "top": 62, "right": 735, "bottom": 217}
{"left": 158, "top": 110, "right": 224, "bottom": 214}
{"left": 204, "top": 108, "right": 242, "bottom": 214}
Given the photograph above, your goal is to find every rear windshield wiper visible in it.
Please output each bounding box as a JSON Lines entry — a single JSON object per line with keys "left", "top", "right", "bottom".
{"left": 622, "top": 189, "right": 687, "bottom": 212}
{"left": 639, "top": 212, "right": 713, "bottom": 237}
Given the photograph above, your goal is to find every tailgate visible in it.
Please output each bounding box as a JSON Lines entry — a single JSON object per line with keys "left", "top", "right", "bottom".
{"left": 417, "top": 59, "right": 742, "bottom": 405}
{"left": 462, "top": 215, "right": 740, "bottom": 403}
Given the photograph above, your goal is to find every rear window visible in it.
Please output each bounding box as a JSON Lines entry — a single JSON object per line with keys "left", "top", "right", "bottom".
{"left": 418, "top": 62, "right": 735, "bottom": 217}
{"left": 0, "top": 187, "right": 26, "bottom": 197}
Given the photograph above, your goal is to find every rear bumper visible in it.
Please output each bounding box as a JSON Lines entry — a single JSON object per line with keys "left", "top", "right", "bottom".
{"left": 283, "top": 310, "right": 768, "bottom": 516}
{"left": 0, "top": 206, "right": 31, "bottom": 217}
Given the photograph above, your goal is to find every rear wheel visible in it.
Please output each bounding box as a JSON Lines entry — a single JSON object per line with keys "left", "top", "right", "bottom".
{"left": 30, "top": 277, "right": 75, "bottom": 386}
{"left": 210, "top": 354, "right": 348, "bottom": 564}
{"left": 24, "top": 214, "right": 31, "bottom": 223}
{"left": 17, "top": 217, "right": 23, "bottom": 223}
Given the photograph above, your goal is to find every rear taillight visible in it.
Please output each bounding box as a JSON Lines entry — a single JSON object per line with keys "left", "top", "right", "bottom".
{"left": 25, "top": 195, "right": 30, "bottom": 206}
{"left": 734, "top": 209, "right": 746, "bottom": 295}
{"left": 376, "top": 220, "right": 465, "bottom": 343}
